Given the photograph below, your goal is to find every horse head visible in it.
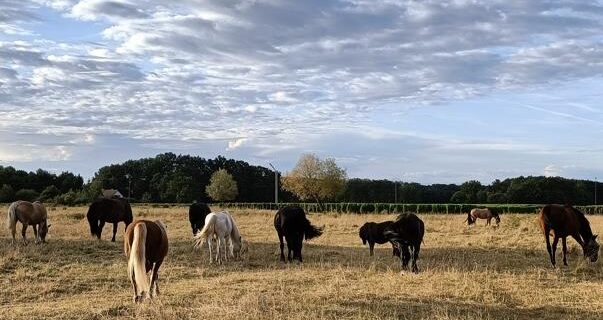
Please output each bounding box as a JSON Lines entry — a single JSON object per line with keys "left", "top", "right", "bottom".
{"left": 465, "top": 213, "right": 475, "bottom": 225}
{"left": 359, "top": 224, "right": 369, "bottom": 245}
{"left": 38, "top": 220, "right": 50, "bottom": 243}
{"left": 585, "top": 235, "right": 599, "bottom": 262}
{"left": 493, "top": 212, "right": 501, "bottom": 224}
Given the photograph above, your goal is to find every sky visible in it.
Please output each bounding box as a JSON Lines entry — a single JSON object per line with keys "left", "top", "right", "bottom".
{"left": 1, "top": 0, "right": 603, "bottom": 184}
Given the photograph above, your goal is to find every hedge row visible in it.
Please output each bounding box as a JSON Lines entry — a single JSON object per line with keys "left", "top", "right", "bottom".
{"left": 217, "top": 202, "right": 603, "bottom": 215}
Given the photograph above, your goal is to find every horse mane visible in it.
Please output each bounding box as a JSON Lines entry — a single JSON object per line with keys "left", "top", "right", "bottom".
{"left": 570, "top": 206, "right": 594, "bottom": 241}
{"left": 228, "top": 213, "right": 241, "bottom": 241}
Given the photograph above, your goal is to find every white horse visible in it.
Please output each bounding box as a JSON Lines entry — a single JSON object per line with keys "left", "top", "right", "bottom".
{"left": 194, "top": 211, "right": 244, "bottom": 263}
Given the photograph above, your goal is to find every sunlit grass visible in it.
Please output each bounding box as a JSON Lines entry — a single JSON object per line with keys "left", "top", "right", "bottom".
{"left": 1, "top": 205, "right": 601, "bottom": 319}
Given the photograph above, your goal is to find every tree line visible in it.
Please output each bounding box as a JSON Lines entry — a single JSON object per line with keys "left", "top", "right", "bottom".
{"left": 0, "top": 153, "right": 600, "bottom": 205}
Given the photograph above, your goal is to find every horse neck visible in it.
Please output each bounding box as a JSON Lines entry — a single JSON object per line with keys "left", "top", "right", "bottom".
{"left": 573, "top": 209, "right": 594, "bottom": 242}
{"left": 229, "top": 218, "right": 241, "bottom": 241}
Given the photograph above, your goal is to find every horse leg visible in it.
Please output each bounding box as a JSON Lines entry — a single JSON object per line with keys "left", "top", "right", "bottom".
{"left": 486, "top": 218, "right": 490, "bottom": 226}
{"left": 401, "top": 245, "right": 411, "bottom": 270}
{"left": 33, "top": 225, "right": 39, "bottom": 244}
{"left": 278, "top": 232, "right": 285, "bottom": 262}
{"left": 551, "top": 236, "right": 559, "bottom": 267}
{"left": 111, "top": 223, "right": 118, "bottom": 242}
{"left": 544, "top": 228, "right": 555, "bottom": 267}
{"left": 369, "top": 242, "right": 375, "bottom": 256}
{"left": 207, "top": 237, "right": 213, "bottom": 263}
{"left": 150, "top": 262, "right": 162, "bottom": 298}
{"left": 97, "top": 221, "right": 105, "bottom": 240}
{"left": 410, "top": 243, "right": 421, "bottom": 273}
{"left": 561, "top": 237, "right": 568, "bottom": 266}
{"left": 21, "top": 223, "right": 29, "bottom": 245}
{"left": 130, "top": 268, "right": 139, "bottom": 303}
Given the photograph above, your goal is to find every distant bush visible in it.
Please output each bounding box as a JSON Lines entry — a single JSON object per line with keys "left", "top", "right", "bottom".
{"left": 15, "top": 189, "right": 39, "bottom": 202}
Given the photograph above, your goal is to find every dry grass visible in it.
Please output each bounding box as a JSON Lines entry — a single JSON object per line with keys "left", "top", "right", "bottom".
{"left": 1, "top": 205, "right": 602, "bottom": 320}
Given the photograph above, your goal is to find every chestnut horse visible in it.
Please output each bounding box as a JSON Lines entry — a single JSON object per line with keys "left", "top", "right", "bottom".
{"left": 467, "top": 208, "right": 500, "bottom": 226}
{"left": 539, "top": 204, "right": 599, "bottom": 267}
{"left": 7, "top": 201, "right": 50, "bottom": 244}
{"left": 124, "top": 220, "right": 168, "bottom": 303}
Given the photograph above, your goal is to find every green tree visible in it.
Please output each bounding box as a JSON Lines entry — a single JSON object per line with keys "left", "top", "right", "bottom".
{"left": 281, "top": 154, "right": 347, "bottom": 204}
{"left": 205, "top": 169, "right": 238, "bottom": 202}
{"left": 40, "top": 185, "right": 60, "bottom": 201}
{"left": 0, "top": 184, "right": 15, "bottom": 202}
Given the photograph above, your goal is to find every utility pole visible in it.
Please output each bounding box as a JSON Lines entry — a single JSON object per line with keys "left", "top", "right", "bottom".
{"left": 125, "top": 174, "right": 131, "bottom": 199}
{"left": 595, "top": 177, "right": 598, "bottom": 205}
{"left": 269, "top": 163, "right": 278, "bottom": 205}
{"left": 394, "top": 180, "right": 397, "bottom": 203}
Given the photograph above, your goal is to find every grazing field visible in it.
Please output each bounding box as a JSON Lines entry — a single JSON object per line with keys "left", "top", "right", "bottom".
{"left": 1, "top": 205, "right": 602, "bottom": 320}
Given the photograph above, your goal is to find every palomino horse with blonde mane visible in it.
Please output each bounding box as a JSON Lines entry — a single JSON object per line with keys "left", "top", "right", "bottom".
{"left": 124, "top": 220, "right": 168, "bottom": 303}
{"left": 194, "top": 211, "right": 244, "bottom": 264}
{"left": 467, "top": 208, "right": 500, "bottom": 226}
{"left": 7, "top": 201, "right": 50, "bottom": 244}
{"left": 539, "top": 204, "right": 599, "bottom": 267}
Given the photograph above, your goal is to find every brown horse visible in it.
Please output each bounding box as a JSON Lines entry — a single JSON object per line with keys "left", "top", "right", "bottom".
{"left": 539, "top": 204, "right": 599, "bottom": 267}
{"left": 124, "top": 220, "right": 168, "bottom": 303}
{"left": 467, "top": 208, "right": 500, "bottom": 226}
{"left": 6, "top": 201, "right": 51, "bottom": 244}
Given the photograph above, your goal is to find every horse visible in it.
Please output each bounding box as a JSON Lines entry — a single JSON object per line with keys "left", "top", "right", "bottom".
{"left": 124, "top": 219, "right": 168, "bottom": 303}
{"left": 274, "top": 206, "right": 323, "bottom": 263}
{"left": 6, "top": 200, "right": 51, "bottom": 245}
{"left": 539, "top": 204, "right": 599, "bottom": 267}
{"left": 384, "top": 212, "right": 425, "bottom": 273}
{"left": 467, "top": 208, "right": 500, "bottom": 226}
{"left": 188, "top": 202, "right": 211, "bottom": 235}
{"left": 87, "top": 197, "right": 133, "bottom": 242}
{"left": 194, "top": 211, "right": 244, "bottom": 264}
{"left": 359, "top": 221, "right": 401, "bottom": 257}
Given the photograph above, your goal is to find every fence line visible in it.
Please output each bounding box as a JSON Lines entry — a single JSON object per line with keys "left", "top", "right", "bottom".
{"left": 216, "top": 202, "right": 603, "bottom": 215}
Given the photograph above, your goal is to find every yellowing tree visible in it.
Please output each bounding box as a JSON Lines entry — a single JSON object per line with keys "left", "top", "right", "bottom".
{"left": 205, "top": 169, "right": 238, "bottom": 202}
{"left": 281, "top": 154, "right": 346, "bottom": 204}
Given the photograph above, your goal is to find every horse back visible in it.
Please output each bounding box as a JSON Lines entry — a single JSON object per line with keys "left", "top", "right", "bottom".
{"left": 368, "top": 221, "right": 394, "bottom": 244}
{"left": 386, "top": 213, "right": 424, "bottom": 244}
{"left": 539, "top": 204, "right": 578, "bottom": 237}
{"left": 125, "top": 220, "right": 168, "bottom": 268}
{"left": 15, "top": 201, "right": 47, "bottom": 224}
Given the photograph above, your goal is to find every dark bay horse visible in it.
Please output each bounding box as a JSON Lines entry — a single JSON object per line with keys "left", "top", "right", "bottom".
{"left": 467, "top": 208, "right": 500, "bottom": 226}
{"left": 124, "top": 219, "right": 168, "bottom": 303}
{"left": 274, "top": 206, "right": 323, "bottom": 262}
{"left": 359, "top": 221, "right": 400, "bottom": 257}
{"left": 188, "top": 202, "right": 211, "bottom": 235}
{"left": 7, "top": 201, "right": 51, "bottom": 244}
{"left": 539, "top": 204, "right": 599, "bottom": 267}
{"left": 87, "top": 197, "right": 133, "bottom": 242}
{"left": 384, "top": 212, "right": 425, "bottom": 273}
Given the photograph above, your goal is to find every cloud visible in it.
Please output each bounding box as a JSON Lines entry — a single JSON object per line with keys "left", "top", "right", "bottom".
{"left": 544, "top": 164, "right": 562, "bottom": 177}
{"left": 227, "top": 138, "right": 247, "bottom": 151}
{"left": 1, "top": 1, "right": 603, "bottom": 181}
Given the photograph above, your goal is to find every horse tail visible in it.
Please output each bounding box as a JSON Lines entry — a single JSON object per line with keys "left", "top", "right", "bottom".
{"left": 128, "top": 223, "right": 149, "bottom": 298}
{"left": 194, "top": 216, "right": 215, "bottom": 249}
{"left": 6, "top": 201, "right": 18, "bottom": 232}
{"left": 87, "top": 205, "right": 99, "bottom": 237}
{"left": 303, "top": 217, "right": 323, "bottom": 240}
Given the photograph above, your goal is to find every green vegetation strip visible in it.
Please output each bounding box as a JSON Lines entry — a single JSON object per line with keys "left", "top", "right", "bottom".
{"left": 217, "top": 203, "right": 603, "bottom": 215}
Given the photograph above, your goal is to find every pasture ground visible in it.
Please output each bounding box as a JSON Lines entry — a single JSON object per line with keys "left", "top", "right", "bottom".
{"left": 0, "top": 205, "right": 602, "bottom": 320}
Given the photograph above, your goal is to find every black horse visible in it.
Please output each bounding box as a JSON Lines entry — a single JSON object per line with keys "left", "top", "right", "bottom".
{"left": 384, "top": 212, "right": 425, "bottom": 273}
{"left": 359, "top": 221, "right": 400, "bottom": 257}
{"left": 274, "top": 206, "right": 323, "bottom": 262}
{"left": 87, "top": 197, "right": 133, "bottom": 242}
{"left": 188, "top": 202, "right": 211, "bottom": 235}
